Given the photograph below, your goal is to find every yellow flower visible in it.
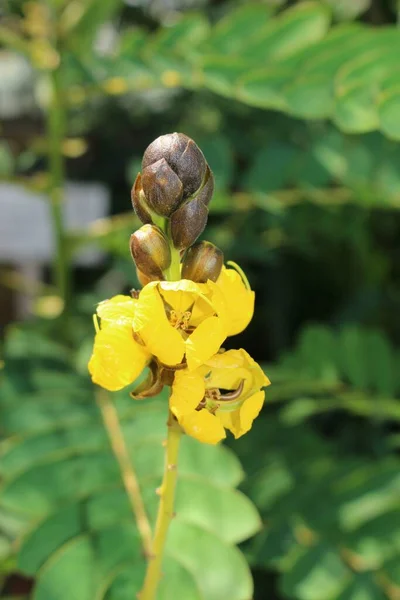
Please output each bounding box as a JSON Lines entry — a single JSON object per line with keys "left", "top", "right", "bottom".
{"left": 132, "top": 279, "right": 228, "bottom": 371}
{"left": 88, "top": 295, "right": 151, "bottom": 391}
{"left": 215, "top": 264, "right": 255, "bottom": 336}
{"left": 169, "top": 349, "right": 270, "bottom": 444}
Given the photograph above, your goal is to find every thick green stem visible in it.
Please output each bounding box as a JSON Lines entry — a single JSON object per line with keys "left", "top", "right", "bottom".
{"left": 139, "top": 412, "right": 182, "bottom": 600}
{"left": 47, "top": 67, "right": 70, "bottom": 311}
{"left": 164, "top": 245, "right": 181, "bottom": 281}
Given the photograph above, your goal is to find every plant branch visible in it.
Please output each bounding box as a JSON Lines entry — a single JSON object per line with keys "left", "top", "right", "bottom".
{"left": 47, "top": 67, "right": 70, "bottom": 312}
{"left": 96, "top": 389, "right": 153, "bottom": 559}
{"left": 139, "top": 411, "right": 182, "bottom": 600}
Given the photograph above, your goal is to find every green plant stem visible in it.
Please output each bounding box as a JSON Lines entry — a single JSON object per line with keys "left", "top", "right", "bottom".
{"left": 164, "top": 245, "right": 181, "bottom": 281}
{"left": 96, "top": 389, "right": 153, "bottom": 558}
{"left": 47, "top": 67, "right": 70, "bottom": 311}
{"left": 139, "top": 412, "right": 182, "bottom": 600}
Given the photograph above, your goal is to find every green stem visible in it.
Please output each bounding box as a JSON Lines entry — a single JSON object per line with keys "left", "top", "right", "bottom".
{"left": 164, "top": 245, "right": 181, "bottom": 281}
{"left": 139, "top": 412, "right": 182, "bottom": 600}
{"left": 47, "top": 67, "right": 70, "bottom": 311}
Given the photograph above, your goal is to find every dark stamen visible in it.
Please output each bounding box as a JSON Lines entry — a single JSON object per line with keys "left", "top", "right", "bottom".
{"left": 218, "top": 380, "right": 245, "bottom": 402}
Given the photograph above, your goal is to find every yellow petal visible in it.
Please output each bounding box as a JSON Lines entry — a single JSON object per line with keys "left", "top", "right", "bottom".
{"left": 185, "top": 316, "right": 226, "bottom": 371}
{"left": 96, "top": 295, "right": 136, "bottom": 327}
{"left": 216, "top": 266, "right": 255, "bottom": 336}
{"left": 189, "top": 295, "right": 215, "bottom": 327}
{"left": 230, "top": 348, "right": 270, "bottom": 390}
{"left": 159, "top": 280, "right": 202, "bottom": 313}
{"left": 88, "top": 325, "right": 150, "bottom": 391}
{"left": 205, "top": 349, "right": 270, "bottom": 396}
{"left": 180, "top": 409, "right": 226, "bottom": 445}
{"left": 133, "top": 282, "right": 185, "bottom": 366}
{"left": 219, "top": 390, "right": 265, "bottom": 439}
{"left": 238, "top": 390, "right": 265, "bottom": 436}
{"left": 189, "top": 280, "right": 226, "bottom": 328}
{"left": 170, "top": 370, "right": 205, "bottom": 417}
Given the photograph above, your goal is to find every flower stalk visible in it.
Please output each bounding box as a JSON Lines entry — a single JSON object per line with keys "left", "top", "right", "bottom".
{"left": 96, "top": 389, "right": 153, "bottom": 558}
{"left": 88, "top": 132, "right": 270, "bottom": 600}
{"left": 139, "top": 411, "right": 182, "bottom": 600}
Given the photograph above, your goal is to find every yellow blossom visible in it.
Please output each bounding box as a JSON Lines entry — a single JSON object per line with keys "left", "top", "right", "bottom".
{"left": 132, "top": 279, "right": 228, "bottom": 371}
{"left": 215, "top": 264, "right": 255, "bottom": 336}
{"left": 88, "top": 295, "right": 151, "bottom": 391}
{"left": 169, "top": 349, "right": 270, "bottom": 444}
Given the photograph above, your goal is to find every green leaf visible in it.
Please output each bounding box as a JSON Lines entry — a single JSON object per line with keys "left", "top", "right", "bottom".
{"left": 336, "top": 574, "right": 385, "bottom": 600}
{"left": 338, "top": 326, "right": 369, "bottom": 389}
{"left": 326, "top": 0, "right": 371, "bottom": 21}
{"left": 345, "top": 509, "right": 400, "bottom": 568}
{"left": 364, "top": 330, "right": 395, "bottom": 396}
{"left": 196, "top": 135, "right": 234, "bottom": 194}
{"left": 245, "top": 142, "right": 298, "bottom": 192}
{"left": 207, "top": 4, "right": 274, "bottom": 55}
{"left": 237, "top": 66, "right": 290, "bottom": 111}
{"left": 296, "top": 326, "right": 340, "bottom": 383}
{"left": 201, "top": 56, "right": 250, "bottom": 98}
{"left": 378, "top": 88, "right": 400, "bottom": 141}
{"left": 64, "top": 0, "right": 121, "bottom": 53}
{"left": 144, "top": 13, "right": 209, "bottom": 59}
{"left": 280, "top": 543, "right": 350, "bottom": 600}
{"left": 0, "top": 377, "right": 259, "bottom": 600}
{"left": 240, "top": 2, "right": 331, "bottom": 64}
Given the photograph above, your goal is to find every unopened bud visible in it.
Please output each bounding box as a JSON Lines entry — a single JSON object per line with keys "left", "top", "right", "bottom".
{"left": 141, "top": 158, "right": 183, "bottom": 217}
{"left": 181, "top": 241, "right": 224, "bottom": 283}
{"left": 142, "top": 133, "right": 207, "bottom": 200}
{"left": 170, "top": 197, "right": 208, "bottom": 250}
{"left": 196, "top": 165, "right": 214, "bottom": 207}
{"left": 130, "top": 224, "right": 171, "bottom": 280}
{"left": 131, "top": 174, "right": 153, "bottom": 224}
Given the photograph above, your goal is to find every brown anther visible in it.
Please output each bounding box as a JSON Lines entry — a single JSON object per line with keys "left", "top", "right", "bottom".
{"left": 205, "top": 387, "right": 221, "bottom": 402}
{"left": 130, "top": 289, "right": 140, "bottom": 299}
{"left": 167, "top": 464, "right": 177, "bottom": 471}
{"left": 169, "top": 309, "right": 178, "bottom": 328}
{"left": 195, "top": 398, "right": 207, "bottom": 411}
{"left": 169, "top": 309, "right": 192, "bottom": 331}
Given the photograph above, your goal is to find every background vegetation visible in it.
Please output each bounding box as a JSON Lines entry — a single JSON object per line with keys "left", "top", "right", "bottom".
{"left": 1, "top": 0, "right": 400, "bottom": 599}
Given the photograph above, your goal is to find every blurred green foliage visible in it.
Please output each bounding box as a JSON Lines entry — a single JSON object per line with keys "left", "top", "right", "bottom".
{"left": 1, "top": 0, "right": 400, "bottom": 599}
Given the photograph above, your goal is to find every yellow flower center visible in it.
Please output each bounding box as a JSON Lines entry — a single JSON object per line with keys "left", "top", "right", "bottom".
{"left": 169, "top": 309, "right": 192, "bottom": 330}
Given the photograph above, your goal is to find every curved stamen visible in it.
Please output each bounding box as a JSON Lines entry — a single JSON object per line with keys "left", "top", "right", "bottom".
{"left": 218, "top": 379, "right": 245, "bottom": 402}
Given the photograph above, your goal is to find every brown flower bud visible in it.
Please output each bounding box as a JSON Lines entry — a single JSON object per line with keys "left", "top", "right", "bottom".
{"left": 131, "top": 174, "right": 153, "bottom": 224}
{"left": 181, "top": 241, "right": 224, "bottom": 283}
{"left": 142, "top": 133, "right": 207, "bottom": 201}
{"left": 196, "top": 165, "right": 214, "bottom": 207}
{"left": 170, "top": 197, "right": 208, "bottom": 250}
{"left": 130, "top": 224, "right": 171, "bottom": 279}
{"left": 141, "top": 158, "right": 183, "bottom": 217}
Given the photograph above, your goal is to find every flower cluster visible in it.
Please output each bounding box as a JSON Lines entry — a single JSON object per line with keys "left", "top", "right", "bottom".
{"left": 89, "top": 133, "right": 270, "bottom": 444}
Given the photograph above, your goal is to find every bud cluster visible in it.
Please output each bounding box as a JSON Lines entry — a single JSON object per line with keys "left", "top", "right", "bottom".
{"left": 130, "top": 132, "right": 223, "bottom": 284}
